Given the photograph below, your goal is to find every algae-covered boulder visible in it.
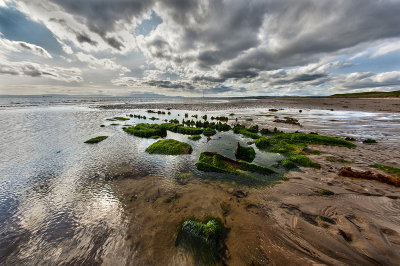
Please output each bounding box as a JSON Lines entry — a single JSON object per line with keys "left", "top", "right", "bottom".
{"left": 176, "top": 216, "right": 226, "bottom": 265}
{"left": 235, "top": 142, "right": 255, "bottom": 162}
{"left": 195, "top": 152, "right": 275, "bottom": 177}
{"left": 203, "top": 127, "right": 216, "bottom": 136}
{"left": 188, "top": 135, "right": 201, "bottom": 141}
{"left": 84, "top": 136, "right": 108, "bottom": 144}
{"left": 123, "top": 123, "right": 167, "bottom": 138}
{"left": 146, "top": 139, "right": 192, "bottom": 155}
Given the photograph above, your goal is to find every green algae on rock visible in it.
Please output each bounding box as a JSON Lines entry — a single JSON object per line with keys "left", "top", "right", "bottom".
{"left": 188, "top": 135, "right": 201, "bottom": 141}
{"left": 370, "top": 164, "right": 400, "bottom": 178}
{"left": 84, "top": 136, "right": 108, "bottom": 144}
{"left": 146, "top": 139, "right": 193, "bottom": 155}
{"left": 233, "top": 124, "right": 261, "bottom": 139}
{"left": 123, "top": 123, "right": 167, "bottom": 138}
{"left": 195, "top": 152, "right": 275, "bottom": 178}
{"left": 203, "top": 127, "right": 217, "bottom": 136}
{"left": 113, "top": 117, "right": 130, "bottom": 121}
{"left": 176, "top": 216, "right": 227, "bottom": 265}
{"left": 235, "top": 142, "right": 255, "bottom": 162}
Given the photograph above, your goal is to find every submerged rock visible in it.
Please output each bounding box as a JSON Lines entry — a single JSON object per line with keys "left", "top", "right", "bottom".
{"left": 176, "top": 216, "right": 227, "bottom": 265}
{"left": 235, "top": 142, "right": 256, "bottom": 162}
{"left": 195, "top": 152, "right": 275, "bottom": 178}
{"left": 124, "top": 123, "right": 167, "bottom": 138}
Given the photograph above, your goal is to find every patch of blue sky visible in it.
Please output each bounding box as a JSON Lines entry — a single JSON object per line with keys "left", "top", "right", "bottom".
{"left": 135, "top": 10, "right": 162, "bottom": 36}
{"left": 0, "top": 5, "right": 63, "bottom": 55}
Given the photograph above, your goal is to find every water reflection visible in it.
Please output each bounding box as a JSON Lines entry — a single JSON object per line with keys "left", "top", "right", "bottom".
{"left": 1, "top": 98, "right": 399, "bottom": 264}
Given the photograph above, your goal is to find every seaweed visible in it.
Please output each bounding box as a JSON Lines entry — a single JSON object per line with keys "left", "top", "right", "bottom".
{"left": 195, "top": 152, "right": 275, "bottom": 178}
{"left": 233, "top": 124, "right": 261, "bottom": 139}
{"left": 363, "top": 138, "right": 377, "bottom": 144}
{"left": 123, "top": 123, "right": 167, "bottom": 138}
{"left": 161, "top": 124, "right": 204, "bottom": 135}
{"left": 235, "top": 142, "right": 255, "bottom": 162}
{"left": 145, "top": 139, "right": 192, "bottom": 155}
{"left": 113, "top": 117, "right": 130, "bottom": 121}
{"left": 176, "top": 216, "right": 227, "bottom": 265}
{"left": 370, "top": 164, "right": 400, "bottom": 178}
{"left": 189, "top": 135, "right": 202, "bottom": 141}
{"left": 203, "top": 127, "right": 217, "bottom": 136}
{"left": 84, "top": 136, "right": 108, "bottom": 144}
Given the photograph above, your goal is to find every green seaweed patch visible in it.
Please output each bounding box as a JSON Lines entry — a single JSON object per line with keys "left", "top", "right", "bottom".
{"left": 270, "top": 133, "right": 357, "bottom": 148}
{"left": 84, "top": 136, "right": 108, "bottom": 144}
{"left": 110, "top": 123, "right": 119, "bottom": 126}
{"left": 235, "top": 142, "right": 255, "bottom": 162}
{"left": 195, "top": 152, "right": 275, "bottom": 179}
{"left": 363, "top": 138, "right": 377, "bottom": 144}
{"left": 113, "top": 117, "right": 130, "bottom": 121}
{"left": 289, "top": 154, "right": 321, "bottom": 169}
{"left": 345, "top": 137, "right": 356, "bottom": 141}
{"left": 245, "top": 118, "right": 253, "bottom": 121}
{"left": 203, "top": 127, "right": 217, "bottom": 136}
{"left": 146, "top": 139, "right": 192, "bottom": 155}
{"left": 123, "top": 123, "right": 167, "bottom": 138}
{"left": 282, "top": 159, "right": 297, "bottom": 169}
{"left": 233, "top": 124, "right": 261, "bottom": 139}
{"left": 176, "top": 216, "right": 227, "bottom": 265}
{"left": 321, "top": 188, "right": 335, "bottom": 196}
{"left": 161, "top": 123, "right": 204, "bottom": 135}
{"left": 106, "top": 118, "right": 116, "bottom": 121}
{"left": 189, "top": 135, "right": 201, "bottom": 141}
{"left": 370, "top": 164, "right": 400, "bottom": 178}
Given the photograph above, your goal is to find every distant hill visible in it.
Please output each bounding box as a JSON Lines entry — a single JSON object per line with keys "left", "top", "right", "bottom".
{"left": 329, "top": 90, "right": 400, "bottom": 98}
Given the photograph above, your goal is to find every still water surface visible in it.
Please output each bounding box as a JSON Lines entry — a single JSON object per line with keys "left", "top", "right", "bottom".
{"left": 0, "top": 96, "right": 399, "bottom": 264}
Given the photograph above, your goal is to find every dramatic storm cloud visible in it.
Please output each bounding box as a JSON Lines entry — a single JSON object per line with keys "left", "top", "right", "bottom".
{"left": 1, "top": 0, "right": 400, "bottom": 95}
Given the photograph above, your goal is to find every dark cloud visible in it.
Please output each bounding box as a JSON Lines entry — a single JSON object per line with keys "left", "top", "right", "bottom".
{"left": 144, "top": 80, "right": 195, "bottom": 90}
{"left": 191, "top": 75, "right": 226, "bottom": 83}
{"left": 76, "top": 33, "right": 97, "bottom": 46}
{"left": 50, "top": 0, "right": 155, "bottom": 32}
{"left": 103, "top": 36, "right": 123, "bottom": 50}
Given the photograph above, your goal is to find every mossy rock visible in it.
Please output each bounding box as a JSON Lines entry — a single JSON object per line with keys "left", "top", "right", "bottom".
{"left": 203, "top": 127, "right": 217, "bottom": 136}
{"left": 233, "top": 124, "right": 261, "bottom": 139}
{"left": 363, "top": 138, "right": 377, "bottom": 144}
{"left": 113, "top": 117, "right": 130, "bottom": 121}
{"left": 189, "top": 135, "right": 201, "bottom": 141}
{"left": 123, "top": 123, "right": 167, "bottom": 138}
{"left": 195, "top": 152, "right": 275, "bottom": 178}
{"left": 146, "top": 139, "right": 192, "bottom": 155}
{"left": 370, "top": 164, "right": 400, "bottom": 177}
{"left": 235, "top": 142, "right": 255, "bottom": 162}
{"left": 84, "top": 136, "right": 108, "bottom": 144}
{"left": 161, "top": 123, "right": 204, "bottom": 135}
{"left": 176, "top": 216, "right": 227, "bottom": 265}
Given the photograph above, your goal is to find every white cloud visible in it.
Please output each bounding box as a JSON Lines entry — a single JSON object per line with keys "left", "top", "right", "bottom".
{"left": 75, "top": 52, "right": 130, "bottom": 73}
{"left": 371, "top": 41, "right": 400, "bottom": 58}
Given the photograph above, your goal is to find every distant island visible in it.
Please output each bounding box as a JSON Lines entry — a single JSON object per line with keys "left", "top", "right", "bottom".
{"left": 329, "top": 90, "right": 400, "bottom": 98}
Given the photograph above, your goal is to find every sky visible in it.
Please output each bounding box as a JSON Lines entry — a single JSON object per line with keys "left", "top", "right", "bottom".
{"left": 0, "top": 0, "right": 400, "bottom": 97}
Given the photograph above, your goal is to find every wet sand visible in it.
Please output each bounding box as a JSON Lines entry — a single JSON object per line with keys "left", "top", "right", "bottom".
{"left": 97, "top": 97, "right": 400, "bottom": 113}
{"left": 108, "top": 98, "right": 400, "bottom": 265}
